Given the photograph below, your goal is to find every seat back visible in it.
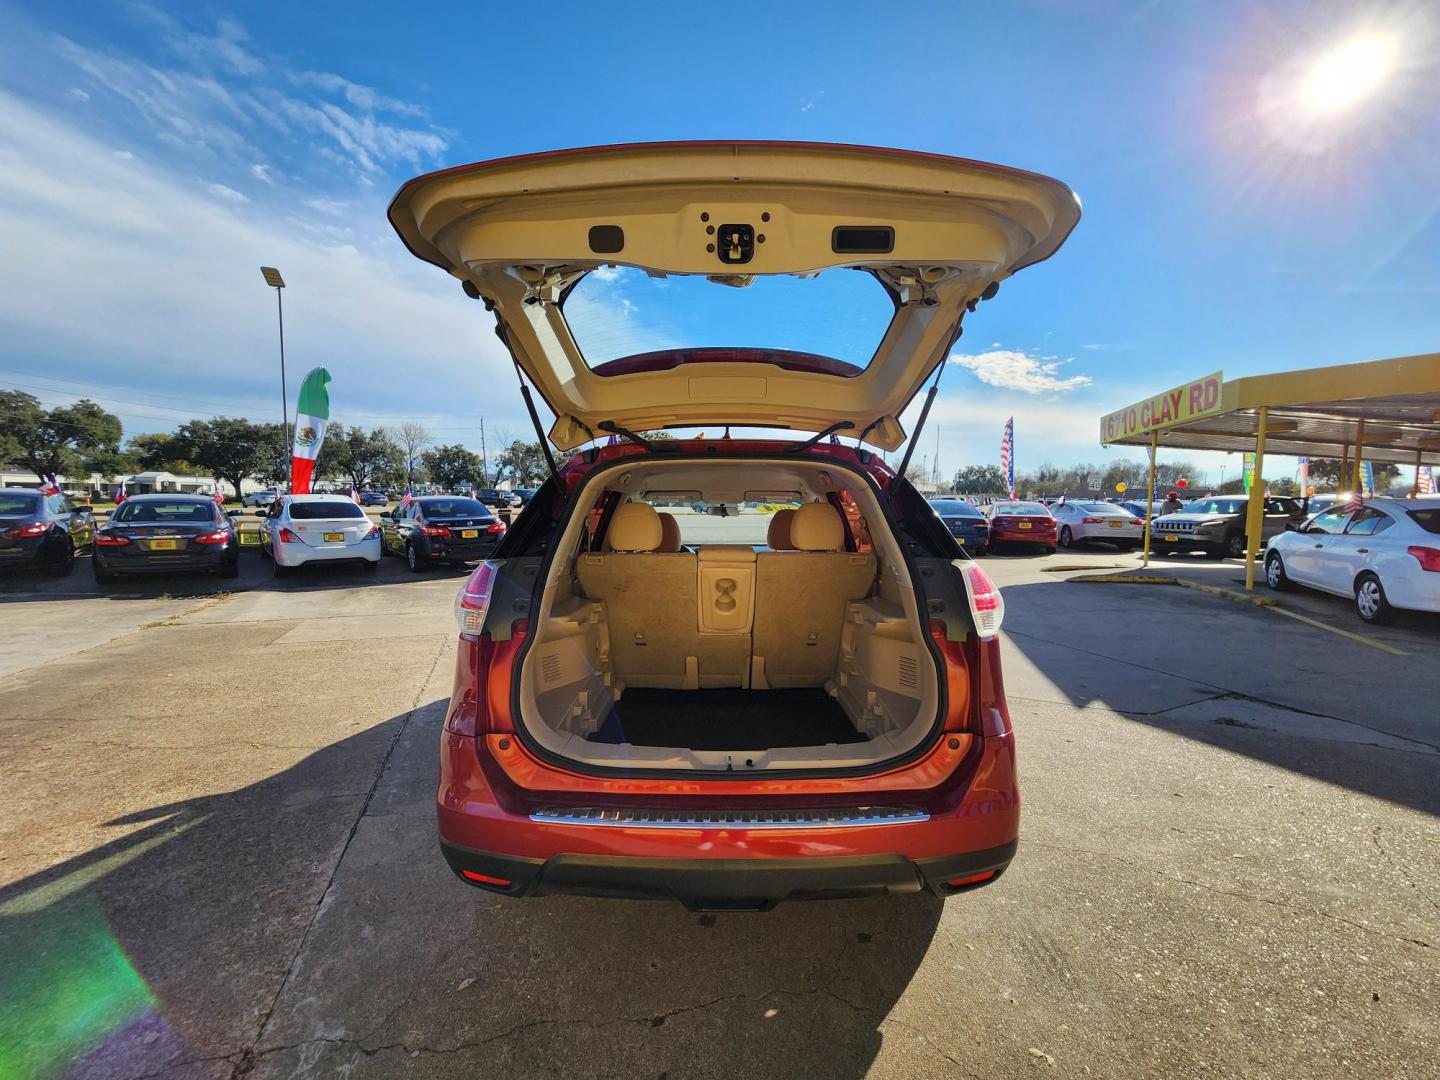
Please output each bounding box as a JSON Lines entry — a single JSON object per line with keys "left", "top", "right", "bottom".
{"left": 576, "top": 503, "right": 698, "bottom": 689}
{"left": 753, "top": 503, "right": 876, "bottom": 688}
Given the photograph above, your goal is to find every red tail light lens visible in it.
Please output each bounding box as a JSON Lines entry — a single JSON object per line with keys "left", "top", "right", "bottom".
{"left": 364, "top": 525, "right": 380, "bottom": 540}
{"left": 1408, "top": 545, "right": 1440, "bottom": 572}
{"left": 486, "top": 522, "right": 506, "bottom": 534}
{"left": 278, "top": 527, "right": 301, "bottom": 543}
{"left": 5, "top": 521, "right": 49, "bottom": 539}
{"left": 423, "top": 525, "right": 451, "bottom": 538}
{"left": 455, "top": 560, "right": 500, "bottom": 636}
{"left": 1131, "top": 519, "right": 1144, "bottom": 526}
{"left": 93, "top": 531, "right": 130, "bottom": 546}
{"left": 461, "top": 870, "right": 511, "bottom": 887}
{"left": 194, "top": 529, "right": 230, "bottom": 545}
{"left": 958, "top": 562, "right": 1004, "bottom": 638}
{"left": 1081, "top": 517, "right": 1103, "bottom": 524}
{"left": 945, "top": 870, "right": 996, "bottom": 888}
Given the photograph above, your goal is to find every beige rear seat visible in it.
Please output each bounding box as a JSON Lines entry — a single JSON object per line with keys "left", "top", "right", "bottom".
{"left": 753, "top": 502, "right": 876, "bottom": 688}
{"left": 576, "top": 503, "right": 699, "bottom": 689}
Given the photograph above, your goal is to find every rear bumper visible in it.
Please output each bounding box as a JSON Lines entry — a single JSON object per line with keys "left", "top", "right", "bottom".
{"left": 95, "top": 549, "right": 233, "bottom": 574}
{"left": 426, "top": 540, "right": 500, "bottom": 562}
{"left": 273, "top": 537, "right": 381, "bottom": 566}
{"left": 440, "top": 838, "right": 1016, "bottom": 911}
{"left": 992, "top": 532, "right": 1055, "bottom": 545}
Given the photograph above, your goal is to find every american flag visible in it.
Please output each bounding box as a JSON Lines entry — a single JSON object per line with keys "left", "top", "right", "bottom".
{"left": 114, "top": 476, "right": 127, "bottom": 504}
{"left": 1345, "top": 489, "right": 1364, "bottom": 513}
{"left": 211, "top": 483, "right": 225, "bottom": 506}
{"left": 350, "top": 483, "right": 361, "bottom": 504}
{"left": 1420, "top": 466, "right": 1435, "bottom": 495}
{"left": 999, "top": 418, "right": 1015, "bottom": 498}
{"left": 1296, "top": 456, "right": 1309, "bottom": 494}
{"left": 38, "top": 473, "right": 60, "bottom": 496}
{"left": 398, "top": 487, "right": 415, "bottom": 509}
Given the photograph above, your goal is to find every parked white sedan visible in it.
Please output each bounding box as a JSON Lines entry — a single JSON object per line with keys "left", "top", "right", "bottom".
{"left": 1049, "top": 500, "right": 1144, "bottom": 550}
{"left": 260, "top": 494, "right": 382, "bottom": 577}
{"left": 1264, "top": 498, "right": 1440, "bottom": 623}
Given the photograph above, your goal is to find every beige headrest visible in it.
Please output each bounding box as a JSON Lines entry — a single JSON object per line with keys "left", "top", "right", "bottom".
{"left": 607, "top": 502, "right": 662, "bottom": 552}
{"left": 790, "top": 502, "right": 845, "bottom": 551}
{"left": 656, "top": 512, "right": 682, "bottom": 553}
{"left": 766, "top": 508, "right": 796, "bottom": 550}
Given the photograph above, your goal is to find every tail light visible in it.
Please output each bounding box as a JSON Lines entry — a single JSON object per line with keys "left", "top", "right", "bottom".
{"left": 194, "top": 529, "right": 230, "bottom": 544}
{"left": 455, "top": 560, "right": 501, "bottom": 636}
{"left": 278, "top": 527, "right": 302, "bottom": 543}
{"left": 93, "top": 531, "right": 130, "bottom": 546}
{"left": 1408, "top": 546, "right": 1440, "bottom": 572}
{"left": 958, "top": 562, "right": 1004, "bottom": 639}
{"left": 1131, "top": 519, "right": 1144, "bottom": 526}
{"left": 5, "top": 521, "right": 49, "bottom": 539}
{"left": 486, "top": 522, "right": 506, "bottom": 534}
{"left": 1081, "top": 517, "right": 1103, "bottom": 524}
{"left": 364, "top": 525, "right": 381, "bottom": 540}
{"left": 423, "top": 525, "right": 451, "bottom": 538}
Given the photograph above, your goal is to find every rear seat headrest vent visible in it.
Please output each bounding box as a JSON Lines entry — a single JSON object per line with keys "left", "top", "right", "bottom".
{"left": 789, "top": 503, "right": 845, "bottom": 552}
{"left": 607, "top": 502, "right": 663, "bottom": 552}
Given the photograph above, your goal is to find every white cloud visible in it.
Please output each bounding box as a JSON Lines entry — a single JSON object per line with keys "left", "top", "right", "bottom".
{"left": 588, "top": 264, "right": 622, "bottom": 282}
{"left": 64, "top": 86, "right": 89, "bottom": 103}
{"left": 289, "top": 70, "right": 428, "bottom": 118}
{"left": 304, "top": 196, "right": 349, "bottom": 216}
{"left": 0, "top": 89, "right": 515, "bottom": 441}
{"left": 206, "top": 181, "right": 248, "bottom": 202}
{"left": 948, "top": 349, "right": 1093, "bottom": 394}
{"left": 112, "top": 149, "right": 134, "bottom": 160}
{"left": 249, "top": 162, "right": 272, "bottom": 183}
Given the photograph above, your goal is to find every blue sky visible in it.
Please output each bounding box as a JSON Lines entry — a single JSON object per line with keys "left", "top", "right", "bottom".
{"left": 2, "top": 0, "right": 1436, "bottom": 484}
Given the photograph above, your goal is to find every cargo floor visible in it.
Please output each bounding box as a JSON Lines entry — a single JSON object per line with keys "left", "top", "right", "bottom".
{"left": 588, "top": 687, "right": 868, "bottom": 750}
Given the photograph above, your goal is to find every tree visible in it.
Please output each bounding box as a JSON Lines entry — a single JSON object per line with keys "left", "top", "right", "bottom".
{"left": 389, "top": 422, "right": 433, "bottom": 486}
{"left": 2, "top": 390, "right": 123, "bottom": 480}
{"left": 129, "top": 432, "right": 199, "bottom": 475}
{"left": 421, "top": 444, "right": 484, "bottom": 490}
{"left": 327, "top": 426, "right": 402, "bottom": 490}
{"left": 952, "top": 464, "right": 1008, "bottom": 495}
{"left": 492, "top": 439, "right": 574, "bottom": 487}
{"left": 1307, "top": 457, "right": 1399, "bottom": 491}
{"left": 173, "top": 418, "right": 269, "bottom": 498}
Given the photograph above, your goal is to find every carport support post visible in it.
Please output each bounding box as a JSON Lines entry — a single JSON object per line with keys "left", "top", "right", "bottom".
{"left": 1243, "top": 407, "right": 1269, "bottom": 592}
{"left": 1142, "top": 431, "right": 1158, "bottom": 566}
{"left": 1413, "top": 448, "right": 1424, "bottom": 498}
{"left": 1351, "top": 420, "right": 1366, "bottom": 495}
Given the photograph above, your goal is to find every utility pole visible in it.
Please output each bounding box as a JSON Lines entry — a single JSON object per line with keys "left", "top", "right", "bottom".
{"left": 479, "top": 417, "right": 488, "bottom": 485}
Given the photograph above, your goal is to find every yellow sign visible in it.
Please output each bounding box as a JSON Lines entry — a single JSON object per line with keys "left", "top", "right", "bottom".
{"left": 1101, "top": 371, "right": 1223, "bottom": 444}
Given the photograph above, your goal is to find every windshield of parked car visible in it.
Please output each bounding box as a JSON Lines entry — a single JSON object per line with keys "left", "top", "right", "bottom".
{"left": 418, "top": 499, "right": 492, "bottom": 518}
{"left": 1183, "top": 498, "right": 1246, "bottom": 516}
{"left": 288, "top": 500, "right": 366, "bottom": 520}
{"left": 112, "top": 500, "right": 219, "bottom": 523}
{"left": 0, "top": 492, "right": 40, "bottom": 515}
{"left": 1408, "top": 508, "right": 1440, "bottom": 534}
{"left": 930, "top": 500, "right": 984, "bottom": 518}
{"left": 991, "top": 502, "right": 1049, "bottom": 515}
{"left": 565, "top": 266, "right": 894, "bottom": 370}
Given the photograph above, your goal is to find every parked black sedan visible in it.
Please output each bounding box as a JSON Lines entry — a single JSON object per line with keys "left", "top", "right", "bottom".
{"left": 92, "top": 494, "right": 240, "bottom": 583}
{"left": 0, "top": 487, "right": 95, "bottom": 576}
{"left": 380, "top": 496, "right": 506, "bottom": 571}
{"left": 928, "top": 498, "right": 991, "bottom": 554}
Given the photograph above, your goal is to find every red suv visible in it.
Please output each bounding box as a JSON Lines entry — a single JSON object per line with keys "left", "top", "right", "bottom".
{"left": 389, "top": 141, "right": 1079, "bottom": 909}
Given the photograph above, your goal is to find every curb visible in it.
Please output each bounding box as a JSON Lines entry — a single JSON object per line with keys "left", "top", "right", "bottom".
{"left": 1174, "top": 578, "right": 1278, "bottom": 607}
{"left": 1068, "top": 574, "right": 1178, "bottom": 585}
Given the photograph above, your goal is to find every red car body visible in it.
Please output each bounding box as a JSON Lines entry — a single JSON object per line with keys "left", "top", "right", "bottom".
{"left": 436, "top": 440, "right": 1019, "bottom": 911}
{"left": 987, "top": 509, "right": 1058, "bottom": 550}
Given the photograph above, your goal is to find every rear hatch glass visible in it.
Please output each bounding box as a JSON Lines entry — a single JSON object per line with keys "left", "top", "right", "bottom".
{"left": 290, "top": 502, "right": 366, "bottom": 520}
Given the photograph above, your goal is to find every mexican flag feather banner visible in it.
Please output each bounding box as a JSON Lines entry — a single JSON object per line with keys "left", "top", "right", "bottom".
{"left": 290, "top": 367, "right": 332, "bottom": 494}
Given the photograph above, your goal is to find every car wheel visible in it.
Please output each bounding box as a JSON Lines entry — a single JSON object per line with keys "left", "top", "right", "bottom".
{"left": 44, "top": 538, "right": 75, "bottom": 577}
{"left": 1058, "top": 526, "right": 1073, "bottom": 549}
{"left": 1264, "top": 551, "right": 1290, "bottom": 591}
{"left": 1354, "top": 573, "right": 1394, "bottom": 624}
{"left": 1224, "top": 532, "right": 1247, "bottom": 559}
{"left": 405, "top": 542, "right": 425, "bottom": 573}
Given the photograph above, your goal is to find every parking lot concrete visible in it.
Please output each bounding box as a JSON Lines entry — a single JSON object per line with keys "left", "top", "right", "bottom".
{"left": 1, "top": 547, "right": 1435, "bottom": 1079}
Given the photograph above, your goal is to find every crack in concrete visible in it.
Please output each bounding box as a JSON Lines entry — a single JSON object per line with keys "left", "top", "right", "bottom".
{"left": 1026, "top": 840, "right": 1434, "bottom": 950}
{"left": 231, "top": 635, "right": 450, "bottom": 1080}
{"left": 1371, "top": 825, "right": 1440, "bottom": 916}
{"left": 881, "top": 1017, "right": 984, "bottom": 1078}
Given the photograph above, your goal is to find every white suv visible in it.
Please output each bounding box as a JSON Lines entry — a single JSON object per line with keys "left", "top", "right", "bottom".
{"left": 260, "top": 494, "right": 382, "bottom": 577}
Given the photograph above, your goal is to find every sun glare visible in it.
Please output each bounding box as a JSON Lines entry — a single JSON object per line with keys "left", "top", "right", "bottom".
{"left": 1299, "top": 34, "right": 1395, "bottom": 114}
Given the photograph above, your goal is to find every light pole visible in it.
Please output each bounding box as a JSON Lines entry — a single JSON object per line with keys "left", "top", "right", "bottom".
{"left": 260, "top": 266, "right": 290, "bottom": 486}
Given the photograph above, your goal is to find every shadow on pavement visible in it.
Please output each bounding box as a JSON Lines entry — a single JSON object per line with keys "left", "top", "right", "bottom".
{"left": 1000, "top": 577, "right": 1440, "bottom": 817}
{"left": 0, "top": 711, "right": 943, "bottom": 1080}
